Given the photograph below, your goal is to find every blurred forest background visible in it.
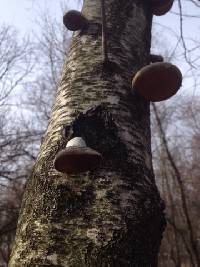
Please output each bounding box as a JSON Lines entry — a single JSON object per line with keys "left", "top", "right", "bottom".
{"left": 0, "top": 0, "right": 200, "bottom": 266}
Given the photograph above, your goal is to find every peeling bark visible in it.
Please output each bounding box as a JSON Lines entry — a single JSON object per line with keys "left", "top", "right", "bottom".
{"left": 9, "top": 0, "right": 166, "bottom": 266}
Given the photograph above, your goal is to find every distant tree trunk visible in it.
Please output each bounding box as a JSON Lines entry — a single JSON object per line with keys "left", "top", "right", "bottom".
{"left": 9, "top": 0, "right": 166, "bottom": 266}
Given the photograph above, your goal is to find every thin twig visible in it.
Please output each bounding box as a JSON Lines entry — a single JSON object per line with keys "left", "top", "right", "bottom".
{"left": 177, "top": 0, "right": 196, "bottom": 69}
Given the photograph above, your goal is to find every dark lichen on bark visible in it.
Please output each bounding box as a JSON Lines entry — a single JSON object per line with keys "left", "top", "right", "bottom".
{"left": 9, "top": 0, "right": 166, "bottom": 266}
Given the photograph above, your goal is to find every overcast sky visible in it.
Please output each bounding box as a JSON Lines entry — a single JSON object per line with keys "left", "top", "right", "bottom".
{"left": 0, "top": 0, "right": 198, "bottom": 36}
{"left": 0, "top": 0, "right": 79, "bottom": 34}
{"left": 0, "top": 1, "right": 198, "bottom": 42}
{"left": 0, "top": 0, "right": 199, "bottom": 94}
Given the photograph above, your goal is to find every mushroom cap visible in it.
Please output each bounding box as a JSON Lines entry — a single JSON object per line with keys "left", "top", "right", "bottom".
{"left": 151, "top": 0, "right": 174, "bottom": 16}
{"left": 54, "top": 146, "right": 102, "bottom": 174}
{"left": 63, "top": 10, "right": 88, "bottom": 31}
{"left": 132, "top": 62, "right": 182, "bottom": 102}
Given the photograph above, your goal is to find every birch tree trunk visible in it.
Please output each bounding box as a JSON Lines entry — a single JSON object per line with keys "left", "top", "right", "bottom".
{"left": 9, "top": 0, "right": 166, "bottom": 266}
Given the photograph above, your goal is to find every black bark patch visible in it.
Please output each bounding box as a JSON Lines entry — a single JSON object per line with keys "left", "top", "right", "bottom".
{"left": 101, "top": 60, "right": 122, "bottom": 77}
{"left": 69, "top": 104, "right": 129, "bottom": 170}
{"left": 80, "top": 22, "right": 102, "bottom": 37}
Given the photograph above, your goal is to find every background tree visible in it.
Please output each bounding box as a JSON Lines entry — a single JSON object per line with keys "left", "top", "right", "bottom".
{"left": 0, "top": 24, "right": 35, "bottom": 265}
{"left": 152, "top": 98, "right": 200, "bottom": 267}
{"left": 0, "top": 10, "right": 71, "bottom": 265}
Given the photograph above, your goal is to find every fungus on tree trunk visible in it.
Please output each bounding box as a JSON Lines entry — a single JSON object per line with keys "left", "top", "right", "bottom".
{"left": 151, "top": 0, "right": 174, "bottom": 16}
{"left": 54, "top": 137, "right": 102, "bottom": 174}
{"left": 132, "top": 62, "right": 182, "bottom": 102}
{"left": 63, "top": 10, "right": 89, "bottom": 31}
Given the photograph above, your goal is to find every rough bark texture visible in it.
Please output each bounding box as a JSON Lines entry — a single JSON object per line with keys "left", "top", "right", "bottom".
{"left": 9, "top": 0, "right": 166, "bottom": 266}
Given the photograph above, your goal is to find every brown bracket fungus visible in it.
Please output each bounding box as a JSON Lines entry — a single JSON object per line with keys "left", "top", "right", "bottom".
{"left": 63, "top": 10, "right": 89, "bottom": 31}
{"left": 54, "top": 137, "right": 102, "bottom": 174}
{"left": 151, "top": 0, "right": 174, "bottom": 16}
{"left": 132, "top": 62, "right": 182, "bottom": 102}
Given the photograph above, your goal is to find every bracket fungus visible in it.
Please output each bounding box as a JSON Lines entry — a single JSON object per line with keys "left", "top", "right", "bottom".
{"left": 151, "top": 0, "right": 174, "bottom": 16}
{"left": 132, "top": 62, "right": 182, "bottom": 102}
{"left": 63, "top": 10, "right": 89, "bottom": 31}
{"left": 54, "top": 137, "right": 102, "bottom": 174}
